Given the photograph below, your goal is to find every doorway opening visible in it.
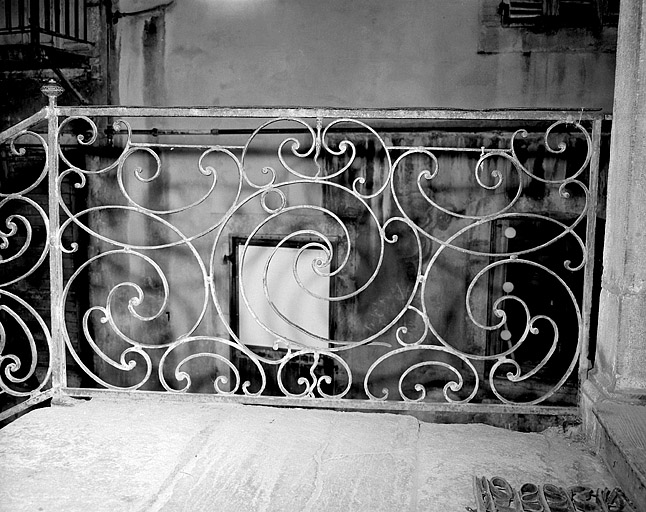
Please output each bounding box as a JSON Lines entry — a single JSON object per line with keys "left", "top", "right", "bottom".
{"left": 229, "top": 235, "right": 338, "bottom": 396}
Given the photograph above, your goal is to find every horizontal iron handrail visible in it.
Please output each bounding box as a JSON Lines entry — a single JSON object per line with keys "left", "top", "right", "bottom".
{"left": 55, "top": 105, "right": 606, "bottom": 121}
{"left": 0, "top": 107, "right": 47, "bottom": 143}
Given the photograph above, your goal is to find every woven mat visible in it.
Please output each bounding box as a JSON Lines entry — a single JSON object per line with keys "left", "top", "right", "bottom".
{"left": 470, "top": 476, "right": 638, "bottom": 512}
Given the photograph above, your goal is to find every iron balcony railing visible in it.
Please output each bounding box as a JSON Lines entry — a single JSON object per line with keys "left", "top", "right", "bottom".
{"left": 0, "top": 84, "right": 604, "bottom": 423}
{"left": 0, "top": 0, "right": 91, "bottom": 45}
{"left": 499, "top": 0, "right": 620, "bottom": 26}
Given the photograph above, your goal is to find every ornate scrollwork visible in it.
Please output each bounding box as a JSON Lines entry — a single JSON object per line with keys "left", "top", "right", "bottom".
{"left": 158, "top": 336, "right": 267, "bottom": 396}
{"left": 365, "top": 345, "right": 479, "bottom": 403}
{"left": 1, "top": 109, "right": 596, "bottom": 408}
{"left": 0, "top": 292, "right": 52, "bottom": 397}
{"left": 276, "top": 350, "right": 351, "bottom": 399}
{"left": 0, "top": 126, "right": 53, "bottom": 418}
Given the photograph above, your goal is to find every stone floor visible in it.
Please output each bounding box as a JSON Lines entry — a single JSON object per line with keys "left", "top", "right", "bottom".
{"left": 593, "top": 401, "right": 646, "bottom": 509}
{"left": 0, "top": 397, "right": 619, "bottom": 511}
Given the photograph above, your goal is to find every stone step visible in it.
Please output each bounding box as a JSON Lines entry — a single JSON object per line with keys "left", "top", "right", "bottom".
{"left": 0, "top": 397, "right": 619, "bottom": 511}
{"left": 593, "top": 401, "right": 646, "bottom": 509}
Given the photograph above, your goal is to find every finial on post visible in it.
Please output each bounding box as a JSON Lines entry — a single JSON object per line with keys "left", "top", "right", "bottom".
{"left": 40, "top": 79, "right": 65, "bottom": 107}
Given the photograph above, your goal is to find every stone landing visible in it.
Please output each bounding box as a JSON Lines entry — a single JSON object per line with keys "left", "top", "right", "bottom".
{"left": 0, "top": 397, "right": 618, "bottom": 511}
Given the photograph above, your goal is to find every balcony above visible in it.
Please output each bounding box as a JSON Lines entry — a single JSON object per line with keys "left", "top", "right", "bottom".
{"left": 0, "top": 0, "right": 93, "bottom": 71}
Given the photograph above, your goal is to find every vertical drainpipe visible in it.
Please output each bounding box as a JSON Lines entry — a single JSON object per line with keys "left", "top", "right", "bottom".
{"left": 41, "top": 80, "right": 67, "bottom": 398}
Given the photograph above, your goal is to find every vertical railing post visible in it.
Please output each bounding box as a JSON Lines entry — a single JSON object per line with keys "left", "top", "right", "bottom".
{"left": 41, "top": 79, "right": 67, "bottom": 396}
{"left": 29, "top": 0, "right": 40, "bottom": 45}
{"left": 5, "top": 0, "right": 13, "bottom": 32}
{"left": 579, "top": 117, "right": 603, "bottom": 385}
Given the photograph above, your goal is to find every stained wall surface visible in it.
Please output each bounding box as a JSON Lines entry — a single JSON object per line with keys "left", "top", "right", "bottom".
{"left": 114, "top": 0, "right": 616, "bottom": 110}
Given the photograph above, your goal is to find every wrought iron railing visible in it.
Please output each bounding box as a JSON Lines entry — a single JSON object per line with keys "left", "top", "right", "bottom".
{"left": 0, "top": 84, "right": 603, "bottom": 422}
{"left": 0, "top": 0, "right": 91, "bottom": 45}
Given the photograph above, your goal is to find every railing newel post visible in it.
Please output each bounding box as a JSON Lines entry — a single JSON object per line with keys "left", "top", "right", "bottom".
{"left": 41, "top": 79, "right": 67, "bottom": 399}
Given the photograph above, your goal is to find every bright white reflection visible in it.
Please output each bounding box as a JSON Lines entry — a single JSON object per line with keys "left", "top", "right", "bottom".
{"left": 238, "top": 245, "right": 330, "bottom": 349}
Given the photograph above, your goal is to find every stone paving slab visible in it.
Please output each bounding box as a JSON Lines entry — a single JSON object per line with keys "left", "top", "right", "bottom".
{"left": 594, "top": 402, "right": 646, "bottom": 508}
{"left": 417, "top": 422, "right": 617, "bottom": 509}
{"left": 0, "top": 397, "right": 617, "bottom": 511}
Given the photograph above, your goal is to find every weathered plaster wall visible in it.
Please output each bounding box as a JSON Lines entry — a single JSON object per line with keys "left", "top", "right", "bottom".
{"left": 114, "top": 0, "right": 615, "bottom": 109}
